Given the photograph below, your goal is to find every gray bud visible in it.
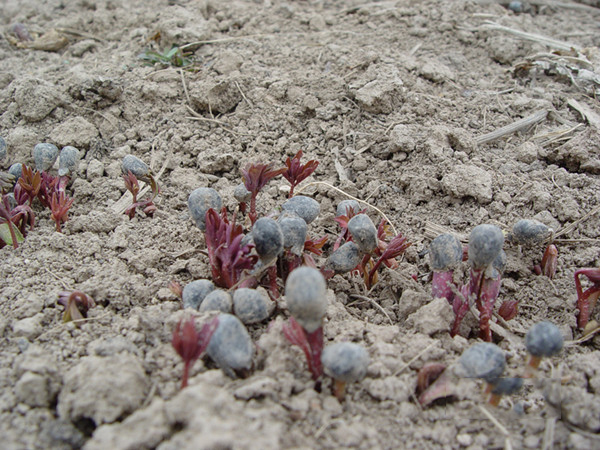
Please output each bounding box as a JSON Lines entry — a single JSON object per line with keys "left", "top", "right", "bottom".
{"left": 525, "top": 321, "right": 563, "bottom": 358}
{"left": 429, "top": 234, "right": 463, "bottom": 271}
{"left": 207, "top": 314, "right": 254, "bottom": 378}
{"left": 278, "top": 211, "right": 307, "bottom": 256}
{"left": 285, "top": 266, "right": 327, "bottom": 333}
{"left": 348, "top": 214, "right": 378, "bottom": 254}
{"left": 322, "top": 342, "right": 370, "bottom": 383}
{"left": 511, "top": 219, "right": 552, "bottom": 246}
{"left": 468, "top": 224, "right": 504, "bottom": 270}
{"left": 457, "top": 342, "right": 506, "bottom": 382}
{"left": 282, "top": 196, "right": 320, "bottom": 224}
{"left": 188, "top": 187, "right": 222, "bottom": 231}
{"left": 336, "top": 199, "right": 360, "bottom": 217}
{"left": 58, "top": 146, "right": 80, "bottom": 177}
{"left": 233, "top": 287, "right": 274, "bottom": 324}
{"left": 199, "top": 290, "right": 233, "bottom": 314}
{"left": 233, "top": 183, "right": 251, "bottom": 203}
{"left": 8, "top": 163, "right": 23, "bottom": 181}
{"left": 325, "top": 242, "right": 360, "bottom": 274}
{"left": 252, "top": 217, "right": 283, "bottom": 262}
{"left": 33, "top": 143, "right": 59, "bottom": 171}
{"left": 122, "top": 154, "right": 149, "bottom": 178}
{"left": 182, "top": 279, "right": 215, "bottom": 310}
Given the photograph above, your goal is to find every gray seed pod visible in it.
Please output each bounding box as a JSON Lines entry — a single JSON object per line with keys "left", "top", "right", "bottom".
{"left": 278, "top": 211, "right": 307, "bottom": 256}
{"left": 325, "top": 241, "right": 361, "bottom": 274}
{"left": 285, "top": 266, "right": 327, "bottom": 333}
{"left": 429, "top": 234, "right": 463, "bottom": 271}
{"left": 200, "top": 290, "right": 233, "bottom": 314}
{"left": 282, "top": 196, "right": 320, "bottom": 224}
{"left": 188, "top": 187, "right": 222, "bottom": 231}
{"left": 207, "top": 314, "right": 254, "bottom": 378}
{"left": 468, "top": 224, "right": 504, "bottom": 270}
{"left": 58, "top": 146, "right": 80, "bottom": 177}
{"left": 336, "top": 199, "right": 360, "bottom": 217}
{"left": 33, "top": 143, "right": 59, "bottom": 171}
{"left": 0, "top": 136, "right": 6, "bottom": 161}
{"left": 525, "top": 321, "right": 564, "bottom": 358}
{"left": 233, "top": 183, "right": 251, "bottom": 203}
{"left": 457, "top": 343, "right": 506, "bottom": 382}
{"left": 252, "top": 217, "right": 283, "bottom": 262}
{"left": 489, "top": 377, "right": 524, "bottom": 396}
{"left": 182, "top": 279, "right": 215, "bottom": 310}
{"left": 233, "top": 287, "right": 274, "bottom": 324}
{"left": 322, "top": 342, "right": 370, "bottom": 383}
{"left": 122, "top": 154, "right": 149, "bottom": 177}
{"left": 511, "top": 219, "right": 552, "bottom": 246}
{"left": 8, "top": 163, "right": 23, "bottom": 181}
{"left": 348, "top": 214, "right": 378, "bottom": 254}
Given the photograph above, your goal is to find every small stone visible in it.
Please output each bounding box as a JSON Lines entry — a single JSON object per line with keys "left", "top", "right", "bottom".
{"left": 441, "top": 164, "right": 493, "bottom": 204}
{"left": 282, "top": 196, "right": 320, "bottom": 224}
{"left": 33, "top": 143, "right": 59, "bottom": 171}
{"left": 456, "top": 433, "right": 472, "bottom": 447}
{"left": 50, "top": 116, "right": 99, "bottom": 149}
{"left": 189, "top": 79, "right": 242, "bottom": 114}
{"left": 515, "top": 141, "right": 538, "bottom": 164}
{"left": 14, "top": 77, "right": 63, "bottom": 122}
{"left": 12, "top": 314, "right": 43, "bottom": 339}
{"left": 407, "top": 297, "right": 453, "bottom": 335}
{"left": 15, "top": 371, "right": 52, "bottom": 407}
{"left": 233, "top": 288, "right": 274, "bottom": 324}
{"left": 355, "top": 79, "right": 403, "bottom": 114}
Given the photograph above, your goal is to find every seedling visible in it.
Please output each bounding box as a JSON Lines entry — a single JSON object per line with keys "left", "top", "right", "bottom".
{"left": 188, "top": 187, "right": 222, "bottom": 231}
{"left": 0, "top": 194, "right": 23, "bottom": 249}
{"left": 282, "top": 267, "right": 327, "bottom": 380}
{"left": 321, "top": 342, "right": 369, "bottom": 400}
{"left": 50, "top": 191, "right": 74, "bottom": 233}
{"left": 282, "top": 150, "right": 319, "bottom": 198}
{"left": 240, "top": 162, "right": 286, "bottom": 224}
{"left": 539, "top": 244, "right": 558, "bottom": 279}
{"left": 429, "top": 233, "right": 463, "bottom": 303}
{"left": 574, "top": 268, "right": 600, "bottom": 329}
{"left": 498, "top": 299, "right": 519, "bottom": 321}
{"left": 525, "top": 321, "right": 563, "bottom": 375}
{"left": 204, "top": 208, "right": 258, "bottom": 288}
{"left": 457, "top": 342, "right": 506, "bottom": 383}
{"left": 206, "top": 314, "right": 255, "bottom": 378}
{"left": 333, "top": 200, "right": 364, "bottom": 251}
{"left": 122, "top": 171, "right": 158, "bottom": 219}
{"left": 252, "top": 217, "right": 284, "bottom": 297}
{"left": 416, "top": 363, "right": 453, "bottom": 406}
{"left": 57, "top": 290, "right": 95, "bottom": 325}
{"left": 139, "top": 46, "right": 192, "bottom": 67}
{"left": 172, "top": 316, "right": 218, "bottom": 388}
{"left": 511, "top": 219, "right": 556, "bottom": 279}
{"left": 486, "top": 377, "right": 523, "bottom": 407}
{"left": 362, "top": 221, "right": 410, "bottom": 289}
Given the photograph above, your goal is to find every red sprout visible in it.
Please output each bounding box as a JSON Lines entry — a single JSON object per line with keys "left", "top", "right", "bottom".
{"left": 172, "top": 316, "right": 219, "bottom": 389}
{"left": 574, "top": 268, "right": 600, "bottom": 329}
{"left": 57, "top": 290, "right": 95, "bottom": 325}
{"left": 282, "top": 316, "right": 324, "bottom": 380}
{"left": 282, "top": 150, "right": 319, "bottom": 198}
{"left": 0, "top": 194, "right": 21, "bottom": 249}
{"left": 240, "top": 162, "right": 286, "bottom": 224}
{"left": 50, "top": 191, "right": 74, "bottom": 233}
{"left": 541, "top": 244, "right": 558, "bottom": 279}
{"left": 123, "top": 170, "right": 159, "bottom": 219}
{"left": 498, "top": 299, "right": 519, "bottom": 321}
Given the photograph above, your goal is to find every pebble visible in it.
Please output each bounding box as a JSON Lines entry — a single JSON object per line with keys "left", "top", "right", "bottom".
{"left": 86, "top": 159, "right": 105, "bottom": 180}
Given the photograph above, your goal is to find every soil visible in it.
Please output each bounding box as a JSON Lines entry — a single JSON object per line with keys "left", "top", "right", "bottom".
{"left": 1, "top": 0, "right": 600, "bottom": 449}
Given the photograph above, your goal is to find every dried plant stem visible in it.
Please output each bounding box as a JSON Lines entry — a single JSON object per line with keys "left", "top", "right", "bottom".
{"left": 478, "top": 405, "right": 513, "bottom": 450}
{"left": 295, "top": 181, "right": 398, "bottom": 235}
{"left": 553, "top": 205, "right": 600, "bottom": 240}
{"left": 349, "top": 294, "right": 394, "bottom": 325}
{"left": 393, "top": 342, "right": 437, "bottom": 377}
{"left": 480, "top": 21, "right": 581, "bottom": 52}
{"left": 476, "top": 110, "right": 548, "bottom": 145}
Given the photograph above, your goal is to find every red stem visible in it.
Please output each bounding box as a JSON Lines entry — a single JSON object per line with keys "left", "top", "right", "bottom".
{"left": 181, "top": 361, "right": 190, "bottom": 389}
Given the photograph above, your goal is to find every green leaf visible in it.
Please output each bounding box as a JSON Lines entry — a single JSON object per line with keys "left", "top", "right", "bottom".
{"left": 164, "top": 46, "right": 180, "bottom": 59}
{"left": 0, "top": 223, "right": 24, "bottom": 246}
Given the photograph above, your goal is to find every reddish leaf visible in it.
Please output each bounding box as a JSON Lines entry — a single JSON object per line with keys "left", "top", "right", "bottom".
{"left": 282, "top": 150, "right": 319, "bottom": 197}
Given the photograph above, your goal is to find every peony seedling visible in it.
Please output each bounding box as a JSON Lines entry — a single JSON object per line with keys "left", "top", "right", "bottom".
{"left": 50, "top": 191, "right": 74, "bottom": 233}
{"left": 188, "top": 187, "right": 222, "bottom": 231}
{"left": 240, "top": 162, "right": 286, "bottom": 224}
{"left": 283, "top": 267, "right": 328, "bottom": 380}
{"left": 486, "top": 377, "right": 524, "bottom": 407}
{"left": 574, "top": 268, "right": 600, "bottom": 329}
{"left": 282, "top": 150, "right": 319, "bottom": 198}
{"left": 429, "top": 233, "right": 463, "bottom": 303}
{"left": 457, "top": 342, "right": 506, "bottom": 383}
{"left": 321, "top": 342, "right": 369, "bottom": 400}
{"left": 525, "top": 321, "right": 563, "bottom": 375}
{"left": 57, "top": 290, "right": 95, "bottom": 325}
{"left": 172, "top": 316, "right": 218, "bottom": 388}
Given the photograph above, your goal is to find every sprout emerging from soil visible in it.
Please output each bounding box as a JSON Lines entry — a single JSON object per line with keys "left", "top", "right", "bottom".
{"left": 525, "top": 321, "right": 563, "bottom": 373}
{"left": 233, "top": 288, "right": 274, "bottom": 324}
{"left": 281, "top": 195, "right": 320, "bottom": 224}
{"left": 336, "top": 199, "right": 360, "bottom": 218}
{"left": 233, "top": 183, "right": 251, "bottom": 214}
{"left": 539, "top": 244, "right": 558, "bottom": 279}
{"left": 282, "top": 150, "right": 319, "bottom": 198}
{"left": 574, "top": 268, "right": 600, "bottom": 329}
{"left": 283, "top": 267, "right": 328, "bottom": 379}
{"left": 321, "top": 342, "right": 369, "bottom": 400}
{"left": 188, "top": 187, "right": 222, "bottom": 231}
{"left": 429, "top": 233, "right": 463, "bottom": 303}
{"left": 278, "top": 211, "right": 307, "bottom": 257}
{"left": 33, "top": 143, "right": 59, "bottom": 172}
{"left": 252, "top": 217, "right": 284, "bottom": 263}
{"left": 468, "top": 224, "right": 504, "bottom": 271}
{"left": 182, "top": 279, "right": 215, "bottom": 310}
{"left": 487, "top": 377, "right": 524, "bottom": 407}
{"left": 240, "top": 162, "right": 286, "bottom": 225}
{"left": 172, "top": 316, "right": 218, "bottom": 388}
{"left": 206, "top": 314, "right": 255, "bottom": 378}
{"left": 122, "top": 155, "right": 159, "bottom": 219}
{"left": 57, "top": 290, "right": 95, "bottom": 325}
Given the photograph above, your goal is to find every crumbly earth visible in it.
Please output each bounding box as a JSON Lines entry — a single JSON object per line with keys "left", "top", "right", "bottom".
{"left": 1, "top": 0, "right": 600, "bottom": 449}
